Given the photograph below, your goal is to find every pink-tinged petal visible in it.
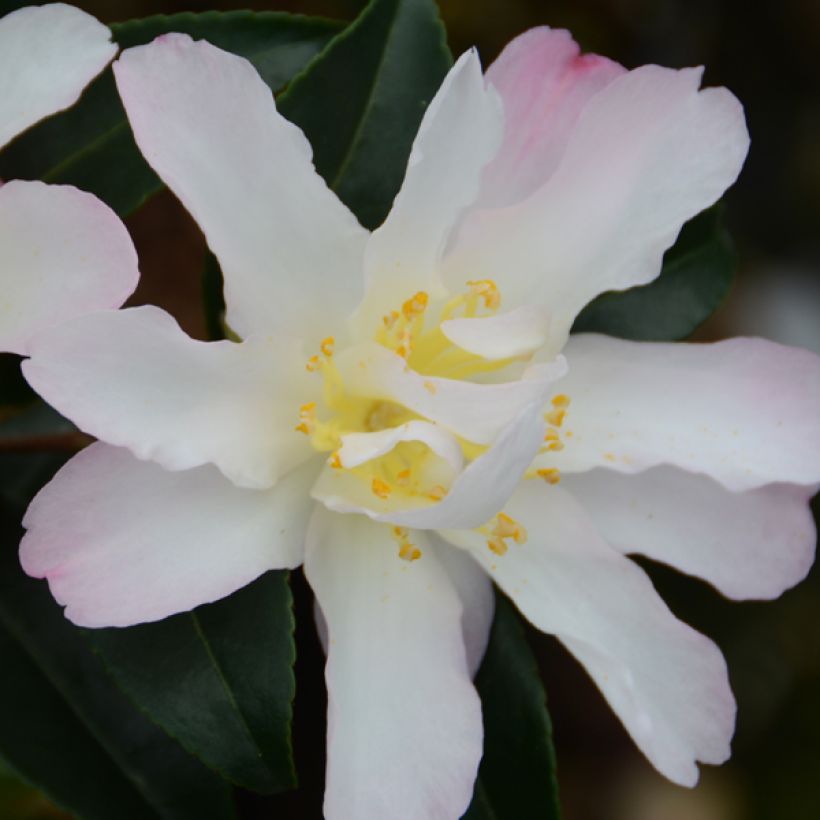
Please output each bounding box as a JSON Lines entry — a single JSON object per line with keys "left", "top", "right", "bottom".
{"left": 441, "top": 304, "right": 551, "bottom": 360}
{"left": 336, "top": 342, "right": 565, "bottom": 444}
{"left": 537, "top": 334, "right": 820, "bottom": 491}
{"left": 478, "top": 26, "right": 624, "bottom": 209}
{"left": 305, "top": 509, "right": 482, "bottom": 820}
{"left": 431, "top": 536, "right": 495, "bottom": 677}
{"left": 0, "top": 181, "right": 138, "bottom": 355}
{"left": 0, "top": 4, "right": 115, "bottom": 149}
{"left": 21, "top": 444, "right": 318, "bottom": 627}
{"left": 563, "top": 466, "right": 817, "bottom": 600}
{"left": 355, "top": 50, "right": 504, "bottom": 333}
{"left": 312, "top": 400, "right": 546, "bottom": 530}
{"left": 23, "top": 306, "right": 317, "bottom": 489}
{"left": 442, "top": 481, "right": 735, "bottom": 787}
{"left": 114, "top": 34, "right": 367, "bottom": 344}
{"left": 446, "top": 64, "right": 749, "bottom": 353}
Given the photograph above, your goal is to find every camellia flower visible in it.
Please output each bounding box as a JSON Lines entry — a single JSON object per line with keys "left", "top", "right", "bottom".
{"left": 20, "top": 28, "right": 820, "bottom": 819}
{"left": 0, "top": 4, "right": 137, "bottom": 355}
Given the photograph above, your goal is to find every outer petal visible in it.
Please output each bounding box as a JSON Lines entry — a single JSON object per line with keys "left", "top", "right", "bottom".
{"left": 0, "top": 181, "right": 138, "bottom": 355}
{"left": 304, "top": 509, "right": 482, "bottom": 820}
{"left": 537, "top": 334, "right": 820, "bottom": 491}
{"left": 563, "top": 466, "right": 817, "bottom": 600}
{"left": 20, "top": 443, "right": 318, "bottom": 627}
{"left": 312, "top": 401, "right": 546, "bottom": 529}
{"left": 355, "top": 50, "right": 504, "bottom": 332}
{"left": 114, "top": 34, "right": 367, "bottom": 343}
{"left": 442, "top": 481, "right": 735, "bottom": 786}
{"left": 0, "top": 4, "right": 115, "bottom": 149}
{"left": 441, "top": 305, "right": 551, "bottom": 360}
{"left": 336, "top": 342, "right": 565, "bottom": 444}
{"left": 446, "top": 64, "right": 749, "bottom": 353}
{"left": 477, "top": 26, "right": 624, "bottom": 209}
{"left": 23, "top": 306, "right": 316, "bottom": 489}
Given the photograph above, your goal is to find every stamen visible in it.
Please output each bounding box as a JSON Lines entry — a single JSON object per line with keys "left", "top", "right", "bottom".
{"left": 536, "top": 467, "right": 561, "bottom": 485}
{"left": 487, "top": 537, "right": 508, "bottom": 556}
{"left": 545, "top": 408, "right": 566, "bottom": 427}
{"left": 295, "top": 402, "right": 317, "bottom": 435}
{"left": 427, "top": 484, "right": 447, "bottom": 501}
{"left": 402, "top": 291, "right": 429, "bottom": 319}
{"left": 393, "top": 526, "right": 422, "bottom": 562}
{"left": 467, "top": 279, "right": 501, "bottom": 310}
{"left": 371, "top": 477, "right": 392, "bottom": 499}
{"left": 306, "top": 354, "right": 321, "bottom": 372}
{"left": 321, "top": 336, "right": 335, "bottom": 357}
{"left": 543, "top": 428, "right": 565, "bottom": 451}
{"left": 329, "top": 451, "right": 342, "bottom": 469}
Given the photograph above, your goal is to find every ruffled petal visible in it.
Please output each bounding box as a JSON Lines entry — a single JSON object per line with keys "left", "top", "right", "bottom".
{"left": 0, "top": 4, "right": 115, "bottom": 149}
{"left": 23, "top": 306, "right": 317, "bottom": 489}
{"left": 441, "top": 304, "right": 551, "bottom": 360}
{"left": 21, "top": 444, "right": 318, "bottom": 627}
{"left": 446, "top": 63, "right": 749, "bottom": 353}
{"left": 477, "top": 26, "right": 624, "bottom": 209}
{"left": 441, "top": 480, "right": 734, "bottom": 787}
{"left": 114, "top": 34, "right": 367, "bottom": 343}
{"left": 0, "top": 181, "right": 138, "bottom": 355}
{"left": 563, "top": 466, "right": 817, "bottom": 600}
{"left": 536, "top": 334, "right": 820, "bottom": 490}
{"left": 305, "top": 509, "right": 482, "bottom": 820}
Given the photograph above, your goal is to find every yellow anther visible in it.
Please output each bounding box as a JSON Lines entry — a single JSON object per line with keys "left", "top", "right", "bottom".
{"left": 551, "top": 394, "right": 571, "bottom": 409}
{"left": 329, "top": 452, "right": 342, "bottom": 469}
{"left": 294, "top": 423, "right": 310, "bottom": 435}
{"left": 306, "top": 354, "right": 321, "bottom": 372}
{"left": 321, "top": 336, "right": 335, "bottom": 357}
{"left": 427, "top": 484, "right": 447, "bottom": 501}
{"left": 401, "top": 291, "right": 429, "bottom": 319}
{"left": 397, "top": 469, "right": 411, "bottom": 486}
{"left": 467, "top": 279, "right": 501, "bottom": 310}
{"left": 487, "top": 537, "right": 508, "bottom": 556}
{"left": 545, "top": 408, "right": 566, "bottom": 427}
{"left": 383, "top": 309, "right": 399, "bottom": 329}
{"left": 536, "top": 468, "right": 561, "bottom": 485}
{"left": 543, "top": 428, "right": 564, "bottom": 451}
{"left": 393, "top": 526, "right": 422, "bottom": 562}
{"left": 396, "top": 345, "right": 408, "bottom": 359}
{"left": 494, "top": 512, "right": 527, "bottom": 544}
{"left": 295, "top": 402, "right": 317, "bottom": 435}
{"left": 371, "top": 477, "right": 392, "bottom": 499}
{"left": 604, "top": 452, "right": 616, "bottom": 462}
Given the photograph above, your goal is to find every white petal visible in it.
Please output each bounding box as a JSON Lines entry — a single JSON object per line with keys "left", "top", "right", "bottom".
{"left": 114, "top": 34, "right": 367, "bottom": 343}
{"left": 304, "top": 509, "right": 482, "bottom": 820}
{"left": 537, "top": 334, "right": 820, "bottom": 490}
{"left": 21, "top": 444, "right": 318, "bottom": 627}
{"left": 441, "top": 304, "right": 551, "bottom": 360}
{"left": 445, "top": 64, "right": 749, "bottom": 353}
{"left": 355, "top": 50, "right": 504, "bottom": 333}
{"left": 0, "top": 181, "right": 138, "bottom": 355}
{"left": 430, "top": 535, "right": 495, "bottom": 677}
{"left": 338, "top": 420, "right": 463, "bottom": 473}
{"left": 312, "top": 401, "right": 546, "bottom": 530}
{"left": 0, "top": 4, "right": 115, "bottom": 149}
{"left": 563, "top": 466, "right": 817, "bottom": 600}
{"left": 23, "top": 306, "right": 317, "bottom": 489}
{"left": 441, "top": 480, "right": 734, "bottom": 786}
{"left": 336, "top": 342, "right": 564, "bottom": 444}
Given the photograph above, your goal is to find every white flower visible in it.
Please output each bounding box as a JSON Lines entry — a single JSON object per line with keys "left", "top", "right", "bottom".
{"left": 20, "top": 28, "right": 820, "bottom": 819}
{"left": 0, "top": 4, "right": 137, "bottom": 355}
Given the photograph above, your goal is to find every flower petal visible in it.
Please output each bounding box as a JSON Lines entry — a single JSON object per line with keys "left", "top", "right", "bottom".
{"left": 537, "top": 334, "right": 820, "bottom": 490}
{"left": 478, "top": 26, "right": 624, "bottom": 209}
{"left": 563, "top": 466, "right": 817, "bottom": 600}
{"left": 114, "top": 34, "right": 367, "bottom": 343}
{"left": 0, "top": 4, "right": 115, "bottom": 149}
{"left": 0, "top": 181, "right": 138, "bottom": 355}
{"left": 442, "top": 480, "right": 735, "bottom": 786}
{"left": 312, "top": 400, "right": 546, "bottom": 529}
{"left": 440, "top": 304, "right": 551, "bottom": 360}
{"left": 305, "top": 508, "right": 482, "bottom": 820}
{"left": 21, "top": 444, "right": 318, "bottom": 627}
{"left": 446, "top": 63, "right": 749, "bottom": 353}
{"left": 23, "top": 306, "right": 317, "bottom": 489}
{"left": 336, "top": 342, "right": 564, "bottom": 444}
{"left": 355, "top": 50, "right": 504, "bottom": 332}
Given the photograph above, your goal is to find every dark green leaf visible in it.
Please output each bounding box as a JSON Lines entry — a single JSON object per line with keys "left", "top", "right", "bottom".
{"left": 0, "top": 11, "right": 342, "bottom": 217}
{"left": 202, "top": 252, "right": 227, "bottom": 342}
{"left": 573, "top": 205, "right": 736, "bottom": 341}
{"left": 463, "top": 595, "right": 561, "bottom": 820}
{"left": 88, "top": 571, "right": 297, "bottom": 795}
{"left": 0, "top": 490, "right": 235, "bottom": 820}
{"left": 0, "top": 355, "right": 33, "bottom": 407}
{"left": 279, "top": 0, "right": 452, "bottom": 229}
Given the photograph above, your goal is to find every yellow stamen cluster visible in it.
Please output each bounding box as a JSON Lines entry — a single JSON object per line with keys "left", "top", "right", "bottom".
{"left": 371, "top": 477, "right": 392, "bottom": 499}
{"left": 541, "top": 394, "right": 571, "bottom": 453}
{"left": 380, "top": 291, "right": 429, "bottom": 360}
{"left": 483, "top": 512, "right": 527, "bottom": 556}
{"left": 294, "top": 402, "right": 317, "bottom": 435}
{"left": 467, "top": 279, "right": 501, "bottom": 310}
{"left": 392, "top": 526, "right": 422, "bottom": 562}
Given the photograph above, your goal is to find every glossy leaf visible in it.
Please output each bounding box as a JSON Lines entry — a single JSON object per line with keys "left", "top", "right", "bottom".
{"left": 279, "top": 0, "right": 452, "bottom": 229}
{"left": 463, "top": 595, "right": 561, "bottom": 820}
{"left": 573, "top": 205, "right": 736, "bottom": 340}
{"left": 0, "top": 472, "right": 236, "bottom": 820}
{"left": 0, "top": 11, "right": 342, "bottom": 216}
{"left": 89, "top": 571, "right": 297, "bottom": 795}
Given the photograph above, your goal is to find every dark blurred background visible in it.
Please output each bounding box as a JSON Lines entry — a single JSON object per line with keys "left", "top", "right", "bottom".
{"left": 2, "top": 1, "right": 819, "bottom": 818}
